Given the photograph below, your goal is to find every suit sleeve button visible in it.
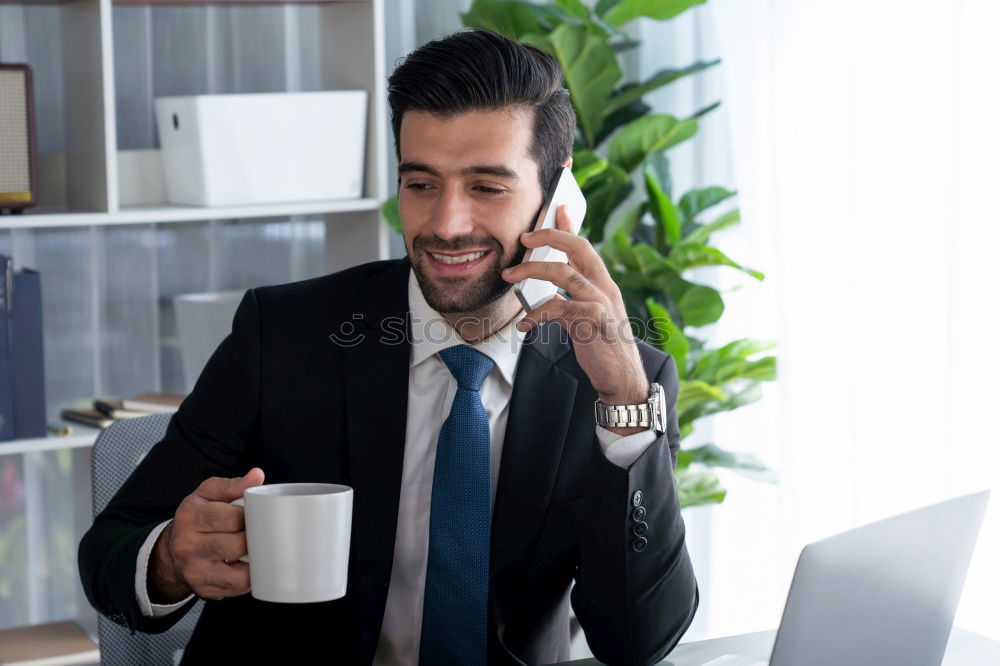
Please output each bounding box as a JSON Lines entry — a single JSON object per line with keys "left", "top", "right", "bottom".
{"left": 631, "top": 536, "right": 648, "bottom": 552}
{"left": 631, "top": 506, "right": 646, "bottom": 521}
{"left": 632, "top": 520, "right": 648, "bottom": 536}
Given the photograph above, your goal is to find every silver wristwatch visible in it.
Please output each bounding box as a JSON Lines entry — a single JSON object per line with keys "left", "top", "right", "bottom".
{"left": 594, "top": 383, "right": 667, "bottom": 434}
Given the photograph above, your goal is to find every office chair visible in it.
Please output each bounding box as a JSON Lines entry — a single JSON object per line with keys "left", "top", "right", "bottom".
{"left": 91, "top": 413, "right": 204, "bottom": 666}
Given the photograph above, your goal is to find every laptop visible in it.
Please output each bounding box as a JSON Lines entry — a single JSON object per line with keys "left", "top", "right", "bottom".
{"left": 703, "top": 490, "right": 990, "bottom": 666}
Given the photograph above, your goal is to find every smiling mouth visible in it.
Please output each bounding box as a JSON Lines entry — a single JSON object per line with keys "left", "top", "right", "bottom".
{"left": 428, "top": 250, "right": 488, "bottom": 265}
{"left": 423, "top": 249, "right": 494, "bottom": 276}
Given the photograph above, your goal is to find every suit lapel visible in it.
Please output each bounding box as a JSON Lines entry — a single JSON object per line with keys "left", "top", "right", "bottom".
{"left": 491, "top": 322, "right": 578, "bottom": 590}
{"left": 341, "top": 257, "right": 412, "bottom": 661}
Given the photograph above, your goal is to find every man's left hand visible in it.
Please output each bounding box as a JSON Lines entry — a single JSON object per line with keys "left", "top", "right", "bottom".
{"left": 501, "top": 205, "right": 649, "bottom": 428}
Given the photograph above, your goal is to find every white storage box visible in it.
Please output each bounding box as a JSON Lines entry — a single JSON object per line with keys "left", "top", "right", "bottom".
{"left": 154, "top": 91, "right": 367, "bottom": 206}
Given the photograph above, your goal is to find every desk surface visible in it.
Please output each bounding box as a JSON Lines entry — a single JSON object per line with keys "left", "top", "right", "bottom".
{"left": 558, "top": 627, "right": 1000, "bottom": 665}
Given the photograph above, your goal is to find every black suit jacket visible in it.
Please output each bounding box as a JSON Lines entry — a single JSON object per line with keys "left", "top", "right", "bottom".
{"left": 78, "top": 257, "right": 698, "bottom": 665}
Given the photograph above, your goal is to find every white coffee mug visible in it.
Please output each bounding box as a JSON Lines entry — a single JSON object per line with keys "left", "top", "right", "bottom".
{"left": 231, "top": 483, "right": 353, "bottom": 603}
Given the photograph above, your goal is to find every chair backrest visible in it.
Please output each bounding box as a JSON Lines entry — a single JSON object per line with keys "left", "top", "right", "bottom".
{"left": 91, "top": 413, "right": 204, "bottom": 666}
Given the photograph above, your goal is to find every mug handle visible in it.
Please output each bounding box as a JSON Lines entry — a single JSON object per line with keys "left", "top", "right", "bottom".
{"left": 229, "top": 498, "right": 251, "bottom": 564}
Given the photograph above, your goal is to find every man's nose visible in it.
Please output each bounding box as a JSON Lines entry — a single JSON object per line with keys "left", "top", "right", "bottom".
{"left": 430, "top": 185, "right": 475, "bottom": 241}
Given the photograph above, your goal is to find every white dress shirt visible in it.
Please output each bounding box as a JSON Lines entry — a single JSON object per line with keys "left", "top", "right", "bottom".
{"left": 135, "top": 269, "right": 658, "bottom": 665}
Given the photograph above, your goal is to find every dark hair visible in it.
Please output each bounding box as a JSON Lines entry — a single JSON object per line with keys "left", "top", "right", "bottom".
{"left": 387, "top": 29, "right": 576, "bottom": 202}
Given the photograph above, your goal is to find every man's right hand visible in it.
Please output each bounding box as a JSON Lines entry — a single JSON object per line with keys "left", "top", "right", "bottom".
{"left": 148, "top": 468, "right": 265, "bottom": 603}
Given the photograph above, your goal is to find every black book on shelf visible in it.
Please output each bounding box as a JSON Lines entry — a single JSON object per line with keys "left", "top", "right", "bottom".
{"left": 12, "top": 267, "right": 46, "bottom": 438}
{"left": 93, "top": 398, "right": 148, "bottom": 419}
{"left": 0, "top": 255, "right": 13, "bottom": 441}
{"left": 60, "top": 408, "right": 113, "bottom": 430}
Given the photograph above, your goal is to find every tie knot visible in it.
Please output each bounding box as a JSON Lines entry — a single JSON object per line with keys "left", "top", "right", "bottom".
{"left": 438, "top": 345, "right": 495, "bottom": 392}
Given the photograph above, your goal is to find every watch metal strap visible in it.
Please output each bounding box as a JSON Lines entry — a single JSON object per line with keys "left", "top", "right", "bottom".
{"left": 594, "top": 401, "right": 652, "bottom": 428}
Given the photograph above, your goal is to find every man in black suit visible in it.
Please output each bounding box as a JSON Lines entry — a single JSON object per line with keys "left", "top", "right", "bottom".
{"left": 79, "top": 29, "right": 697, "bottom": 665}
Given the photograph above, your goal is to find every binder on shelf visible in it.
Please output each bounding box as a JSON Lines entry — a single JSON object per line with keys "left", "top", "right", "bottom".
{"left": 0, "top": 255, "right": 13, "bottom": 441}
{"left": 0, "top": 255, "right": 47, "bottom": 442}
{"left": 12, "top": 267, "right": 45, "bottom": 438}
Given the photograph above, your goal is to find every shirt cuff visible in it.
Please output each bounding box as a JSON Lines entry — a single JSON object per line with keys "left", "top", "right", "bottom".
{"left": 596, "top": 425, "right": 658, "bottom": 469}
{"left": 136, "top": 520, "right": 195, "bottom": 618}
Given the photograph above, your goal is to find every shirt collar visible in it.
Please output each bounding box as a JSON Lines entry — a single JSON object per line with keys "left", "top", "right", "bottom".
{"left": 408, "top": 269, "right": 527, "bottom": 386}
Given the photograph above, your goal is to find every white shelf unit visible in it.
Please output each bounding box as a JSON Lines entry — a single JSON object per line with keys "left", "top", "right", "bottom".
{"left": 0, "top": 430, "right": 99, "bottom": 456}
{"left": 1, "top": 0, "right": 390, "bottom": 455}
{"left": 6, "top": 0, "right": 389, "bottom": 268}
{"left": 2, "top": 198, "right": 382, "bottom": 229}
{"left": 0, "top": 0, "right": 390, "bottom": 648}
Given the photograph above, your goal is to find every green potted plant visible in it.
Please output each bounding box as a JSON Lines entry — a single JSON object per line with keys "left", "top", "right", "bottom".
{"left": 383, "top": 0, "right": 777, "bottom": 508}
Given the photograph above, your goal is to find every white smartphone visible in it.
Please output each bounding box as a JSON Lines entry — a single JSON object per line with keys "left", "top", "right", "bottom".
{"left": 513, "top": 167, "right": 587, "bottom": 312}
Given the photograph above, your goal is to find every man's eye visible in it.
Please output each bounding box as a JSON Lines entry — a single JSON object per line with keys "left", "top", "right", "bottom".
{"left": 405, "top": 183, "right": 432, "bottom": 191}
{"left": 475, "top": 186, "right": 505, "bottom": 195}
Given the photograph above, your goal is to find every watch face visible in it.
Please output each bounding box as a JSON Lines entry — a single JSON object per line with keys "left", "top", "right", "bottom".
{"left": 652, "top": 383, "right": 666, "bottom": 433}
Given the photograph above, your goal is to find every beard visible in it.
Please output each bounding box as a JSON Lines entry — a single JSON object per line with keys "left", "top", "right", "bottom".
{"left": 410, "top": 234, "right": 529, "bottom": 313}
{"left": 407, "top": 200, "right": 543, "bottom": 314}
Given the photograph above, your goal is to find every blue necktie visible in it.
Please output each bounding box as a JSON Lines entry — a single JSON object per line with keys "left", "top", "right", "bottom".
{"left": 419, "top": 345, "right": 496, "bottom": 665}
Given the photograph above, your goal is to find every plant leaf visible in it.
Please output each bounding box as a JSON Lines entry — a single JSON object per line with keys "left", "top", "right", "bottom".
{"left": 581, "top": 163, "right": 632, "bottom": 243}
{"left": 633, "top": 243, "right": 675, "bottom": 278}
{"left": 607, "top": 266, "right": 651, "bottom": 293}
{"left": 607, "top": 114, "right": 698, "bottom": 172}
{"left": 554, "top": 0, "right": 589, "bottom": 19}
{"left": 682, "top": 443, "right": 778, "bottom": 483}
{"left": 602, "top": 229, "right": 640, "bottom": 272}
{"left": 381, "top": 196, "right": 401, "bottom": 235}
{"left": 676, "top": 466, "right": 727, "bottom": 508}
{"left": 679, "top": 186, "right": 736, "bottom": 225}
{"left": 687, "top": 100, "right": 721, "bottom": 120}
{"left": 609, "top": 39, "right": 642, "bottom": 53}
{"left": 669, "top": 242, "right": 764, "bottom": 280}
{"left": 595, "top": 0, "right": 617, "bottom": 15}
{"left": 604, "top": 202, "right": 646, "bottom": 240}
{"left": 677, "top": 379, "right": 727, "bottom": 415}
{"left": 573, "top": 150, "right": 609, "bottom": 189}
{"left": 671, "top": 282, "right": 723, "bottom": 327}
{"left": 601, "top": 0, "right": 707, "bottom": 27}
{"left": 604, "top": 59, "right": 721, "bottom": 116}
{"left": 690, "top": 339, "right": 777, "bottom": 384}
{"left": 461, "top": 0, "right": 545, "bottom": 38}
{"left": 695, "top": 356, "right": 776, "bottom": 384}
{"left": 594, "top": 98, "right": 650, "bottom": 147}
{"left": 586, "top": 11, "right": 632, "bottom": 39}
{"left": 645, "top": 298, "right": 688, "bottom": 379}
{"left": 644, "top": 157, "right": 681, "bottom": 250}
{"left": 683, "top": 208, "right": 740, "bottom": 244}
{"left": 542, "top": 23, "right": 622, "bottom": 148}
{"left": 573, "top": 149, "right": 601, "bottom": 171}
{"left": 644, "top": 149, "right": 672, "bottom": 198}
{"left": 520, "top": 31, "right": 555, "bottom": 56}
{"left": 679, "top": 382, "right": 763, "bottom": 427}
